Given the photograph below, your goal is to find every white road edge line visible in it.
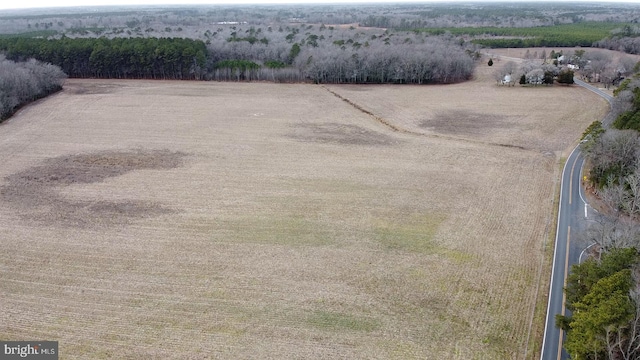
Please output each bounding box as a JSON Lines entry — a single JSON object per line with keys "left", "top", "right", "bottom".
{"left": 538, "top": 77, "right": 610, "bottom": 359}
{"left": 579, "top": 243, "right": 598, "bottom": 264}
{"left": 578, "top": 161, "right": 589, "bottom": 209}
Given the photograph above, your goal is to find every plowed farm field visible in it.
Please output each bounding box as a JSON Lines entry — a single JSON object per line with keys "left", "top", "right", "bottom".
{"left": 0, "top": 62, "right": 608, "bottom": 359}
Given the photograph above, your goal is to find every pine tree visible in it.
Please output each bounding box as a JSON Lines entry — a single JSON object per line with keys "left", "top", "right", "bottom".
{"left": 557, "top": 70, "right": 574, "bottom": 84}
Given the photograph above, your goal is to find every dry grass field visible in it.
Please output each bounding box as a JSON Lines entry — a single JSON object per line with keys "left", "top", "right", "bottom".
{"left": 0, "top": 60, "right": 607, "bottom": 359}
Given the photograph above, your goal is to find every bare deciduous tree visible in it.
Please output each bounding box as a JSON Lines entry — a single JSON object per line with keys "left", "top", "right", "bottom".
{"left": 0, "top": 55, "right": 66, "bottom": 121}
{"left": 526, "top": 68, "right": 545, "bottom": 85}
{"left": 606, "top": 277, "right": 640, "bottom": 360}
{"left": 294, "top": 36, "right": 474, "bottom": 84}
{"left": 493, "top": 60, "right": 518, "bottom": 84}
{"left": 585, "top": 129, "right": 640, "bottom": 188}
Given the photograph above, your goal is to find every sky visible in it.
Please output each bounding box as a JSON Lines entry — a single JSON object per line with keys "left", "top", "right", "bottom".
{"left": 2, "top": 0, "right": 640, "bottom": 11}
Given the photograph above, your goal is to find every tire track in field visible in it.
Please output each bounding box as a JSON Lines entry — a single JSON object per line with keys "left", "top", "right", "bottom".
{"left": 320, "top": 85, "right": 410, "bottom": 135}
{"left": 321, "top": 85, "right": 532, "bottom": 153}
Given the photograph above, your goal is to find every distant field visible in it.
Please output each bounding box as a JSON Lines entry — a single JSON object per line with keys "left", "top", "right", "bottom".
{"left": 414, "top": 22, "right": 625, "bottom": 48}
{"left": 0, "top": 61, "right": 607, "bottom": 359}
{"left": 488, "top": 46, "right": 640, "bottom": 65}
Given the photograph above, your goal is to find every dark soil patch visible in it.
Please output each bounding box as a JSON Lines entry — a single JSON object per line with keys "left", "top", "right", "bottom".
{"left": 1, "top": 149, "right": 187, "bottom": 228}
{"left": 64, "top": 82, "right": 125, "bottom": 95}
{"left": 421, "top": 110, "right": 513, "bottom": 137}
{"left": 289, "top": 123, "right": 398, "bottom": 146}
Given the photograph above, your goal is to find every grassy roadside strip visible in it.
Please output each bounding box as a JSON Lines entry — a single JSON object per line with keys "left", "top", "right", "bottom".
{"left": 526, "top": 155, "right": 564, "bottom": 359}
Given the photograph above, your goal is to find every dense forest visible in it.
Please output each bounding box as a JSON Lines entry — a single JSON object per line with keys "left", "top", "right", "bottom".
{"left": 557, "top": 247, "right": 640, "bottom": 360}
{"left": 0, "top": 2, "right": 640, "bottom": 86}
{"left": 208, "top": 25, "right": 477, "bottom": 84}
{"left": 0, "top": 55, "right": 66, "bottom": 120}
{"left": 0, "top": 37, "right": 207, "bottom": 80}
{"left": 595, "top": 25, "right": 640, "bottom": 55}
{"left": 1, "top": 3, "right": 639, "bottom": 51}
{"left": 417, "top": 22, "right": 623, "bottom": 48}
{"left": 0, "top": 27, "right": 477, "bottom": 84}
{"left": 1, "top": 2, "right": 639, "bottom": 36}
{"left": 562, "top": 121, "right": 640, "bottom": 358}
{"left": 570, "top": 67, "right": 640, "bottom": 360}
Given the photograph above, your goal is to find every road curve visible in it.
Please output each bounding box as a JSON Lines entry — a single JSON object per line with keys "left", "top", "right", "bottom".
{"left": 574, "top": 79, "right": 613, "bottom": 105}
{"left": 540, "top": 80, "right": 612, "bottom": 360}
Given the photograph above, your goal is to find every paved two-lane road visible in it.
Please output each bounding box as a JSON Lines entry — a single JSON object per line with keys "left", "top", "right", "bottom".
{"left": 540, "top": 147, "right": 587, "bottom": 360}
{"left": 480, "top": 52, "right": 615, "bottom": 359}
{"left": 540, "top": 81, "right": 612, "bottom": 360}
{"left": 574, "top": 79, "right": 614, "bottom": 107}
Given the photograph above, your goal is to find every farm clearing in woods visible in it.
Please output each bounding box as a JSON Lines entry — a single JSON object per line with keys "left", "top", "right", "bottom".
{"left": 0, "top": 60, "right": 607, "bottom": 358}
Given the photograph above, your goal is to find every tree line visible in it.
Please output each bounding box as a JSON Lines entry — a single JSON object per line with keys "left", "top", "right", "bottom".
{"left": 612, "top": 80, "right": 640, "bottom": 132}
{"left": 0, "top": 28, "right": 478, "bottom": 84}
{"left": 581, "top": 80, "right": 640, "bottom": 215}
{"left": 597, "top": 37, "right": 640, "bottom": 55}
{"left": 3, "top": 2, "right": 639, "bottom": 38}
{"left": 0, "top": 54, "right": 66, "bottom": 121}
{"left": 294, "top": 39, "right": 474, "bottom": 84}
{"left": 595, "top": 25, "right": 640, "bottom": 55}
{"left": 0, "top": 37, "right": 207, "bottom": 80}
{"left": 558, "top": 129, "right": 640, "bottom": 359}
{"left": 580, "top": 75, "right": 640, "bottom": 217}
{"left": 204, "top": 23, "right": 477, "bottom": 83}
{"left": 424, "top": 22, "right": 624, "bottom": 49}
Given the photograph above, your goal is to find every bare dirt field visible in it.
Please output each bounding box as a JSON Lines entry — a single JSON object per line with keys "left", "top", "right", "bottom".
{"left": 0, "top": 60, "right": 608, "bottom": 359}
